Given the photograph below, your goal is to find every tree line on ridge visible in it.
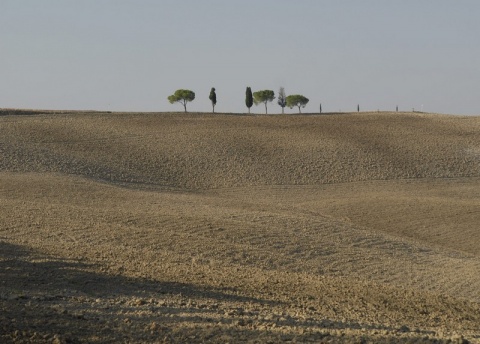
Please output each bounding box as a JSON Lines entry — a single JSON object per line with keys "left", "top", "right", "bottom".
{"left": 168, "top": 87, "right": 309, "bottom": 114}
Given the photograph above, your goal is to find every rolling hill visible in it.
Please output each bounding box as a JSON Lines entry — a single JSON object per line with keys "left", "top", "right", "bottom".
{"left": 1, "top": 110, "right": 480, "bottom": 343}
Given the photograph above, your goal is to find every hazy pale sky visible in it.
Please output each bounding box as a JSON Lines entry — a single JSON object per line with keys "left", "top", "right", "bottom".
{"left": 1, "top": 0, "right": 479, "bottom": 114}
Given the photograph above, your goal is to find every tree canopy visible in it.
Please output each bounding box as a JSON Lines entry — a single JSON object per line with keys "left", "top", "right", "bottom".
{"left": 209, "top": 87, "right": 217, "bottom": 113}
{"left": 286, "top": 94, "right": 309, "bottom": 113}
{"left": 245, "top": 87, "right": 253, "bottom": 113}
{"left": 253, "top": 90, "right": 275, "bottom": 114}
{"left": 168, "top": 89, "right": 195, "bottom": 112}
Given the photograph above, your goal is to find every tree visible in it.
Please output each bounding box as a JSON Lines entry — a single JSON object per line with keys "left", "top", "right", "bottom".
{"left": 286, "top": 94, "right": 309, "bottom": 113}
{"left": 253, "top": 90, "right": 275, "bottom": 114}
{"left": 245, "top": 87, "right": 253, "bottom": 113}
{"left": 168, "top": 89, "right": 195, "bottom": 112}
{"left": 209, "top": 87, "right": 217, "bottom": 113}
{"left": 277, "top": 87, "right": 286, "bottom": 114}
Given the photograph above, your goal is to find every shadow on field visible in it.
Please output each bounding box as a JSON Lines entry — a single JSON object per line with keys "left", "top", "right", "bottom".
{"left": 0, "top": 241, "right": 449, "bottom": 343}
{"left": 0, "top": 241, "right": 274, "bottom": 342}
{"left": 0, "top": 241, "right": 268, "bottom": 302}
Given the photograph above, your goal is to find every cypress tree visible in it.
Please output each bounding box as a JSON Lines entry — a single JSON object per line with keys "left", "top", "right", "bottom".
{"left": 209, "top": 87, "right": 217, "bottom": 113}
{"left": 277, "top": 87, "right": 286, "bottom": 114}
{"left": 245, "top": 87, "right": 253, "bottom": 114}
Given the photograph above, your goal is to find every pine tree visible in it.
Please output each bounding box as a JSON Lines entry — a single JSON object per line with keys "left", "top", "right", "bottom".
{"left": 253, "top": 90, "right": 275, "bottom": 115}
{"left": 286, "top": 94, "right": 309, "bottom": 113}
{"left": 167, "top": 89, "right": 195, "bottom": 112}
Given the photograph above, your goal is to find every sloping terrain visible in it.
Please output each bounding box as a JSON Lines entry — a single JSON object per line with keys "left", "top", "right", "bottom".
{"left": 1, "top": 111, "right": 480, "bottom": 343}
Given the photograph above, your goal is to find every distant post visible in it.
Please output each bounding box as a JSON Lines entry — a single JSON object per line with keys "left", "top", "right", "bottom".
{"left": 357, "top": 104, "right": 360, "bottom": 112}
{"left": 319, "top": 103, "right": 322, "bottom": 114}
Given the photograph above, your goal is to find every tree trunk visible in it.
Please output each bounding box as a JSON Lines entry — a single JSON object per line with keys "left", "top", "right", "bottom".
{"left": 265, "top": 102, "right": 267, "bottom": 115}
{"left": 212, "top": 104, "right": 215, "bottom": 113}
{"left": 298, "top": 106, "right": 301, "bottom": 114}
{"left": 183, "top": 100, "right": 187, "bottom": 112}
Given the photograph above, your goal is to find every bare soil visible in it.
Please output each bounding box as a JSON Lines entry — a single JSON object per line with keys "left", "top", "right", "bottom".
{"left": 1, "top": 111, "right": 479, "bottom": 343}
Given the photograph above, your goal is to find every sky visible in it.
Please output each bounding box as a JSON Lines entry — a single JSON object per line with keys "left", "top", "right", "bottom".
{"left": 1, "top": 0, "right": 479, "bottom": 115}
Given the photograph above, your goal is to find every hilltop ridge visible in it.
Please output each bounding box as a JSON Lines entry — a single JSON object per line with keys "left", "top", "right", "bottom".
{"left": 2, "top": 111, "right": 479, "bottom": 189}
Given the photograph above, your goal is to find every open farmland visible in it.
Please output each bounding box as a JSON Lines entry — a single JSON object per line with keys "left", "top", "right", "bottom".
{"left": 1, "top": 110, "right": 480, "bottom": 343}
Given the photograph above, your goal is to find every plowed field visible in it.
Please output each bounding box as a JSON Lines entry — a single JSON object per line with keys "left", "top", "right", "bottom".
{"left": 1, "top": 111, "right": 480, "bottom": 343}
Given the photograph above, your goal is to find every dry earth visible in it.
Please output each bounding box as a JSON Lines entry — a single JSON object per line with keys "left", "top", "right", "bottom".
{"left": 1, "top": 110, "right": 480, "bottom": 343}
